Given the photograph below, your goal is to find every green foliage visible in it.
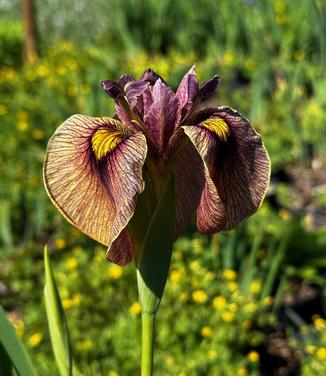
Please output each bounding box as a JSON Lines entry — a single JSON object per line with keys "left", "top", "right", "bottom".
{"left": 0, "top": 17, "right": 23, "bottom": 67}
{"left": 0, "top": 0, "right": 325, "bottom": 374}
{"left": 0, "top": 305, "right": 37, "bottom": 376}
{"left": 44, "top": 247, "right": 72, "bottom": 376}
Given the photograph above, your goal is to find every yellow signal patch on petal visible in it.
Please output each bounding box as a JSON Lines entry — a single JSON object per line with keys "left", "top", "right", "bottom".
{"left": 92, "top": 128, "right": 126, "bottom": 159}
{"left": 201, "top": 117, "right": 229, "bottom": 142}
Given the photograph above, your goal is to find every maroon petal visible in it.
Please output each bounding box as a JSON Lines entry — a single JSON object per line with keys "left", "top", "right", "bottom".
{"left": 125, "top": 80, "right": 150, "bottom": 108}
{"left": 183, "top": 107, "right": 270, "bottom": 232}
{"left": 141, "top": 68, "right": 166, "bottom": 85}
{"left": 119, "top": 74, "right": 135, "bottom": 88}
{"left": 44, "top": 115, "right": 147, "bottom": 265}
{"left": 176, "top": 65, "right": 199, "bottom": 118}
{"left": 144, "top": 79, "right": 181, "bottom": 155}
{"left": 101, "top": 80, "right": 123, "bottom": 98}
{"left": 199, "top": 75, "right": 220, "bottom": 99}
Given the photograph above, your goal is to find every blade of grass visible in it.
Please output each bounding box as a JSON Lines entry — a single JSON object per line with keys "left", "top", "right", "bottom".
{"left": 0, "top": 305, "right": 37, "bottom": 376}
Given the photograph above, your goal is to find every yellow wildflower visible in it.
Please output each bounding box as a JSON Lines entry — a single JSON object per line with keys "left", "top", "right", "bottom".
{"left": 16, "top": 121, "right": 29, "bottom": 132}
{"left": 192, "top": 238, "right": 203, "bottom": 253}
{"left": 223, "top": 51, "right": 234, "bottom": 66}
{"left": 279, "top": 209, "right": 291, "bottom": 220}
{"left": 207, "top": 350, "right": 217, "bottom": 359}
{"left": 263, "top": 296, "right": 273, "bottom": 306}
{"left": 28, "top": 332, "right": 43, "bottom": 347}
{"left": 0, "top": 104, "right": 7, "bottom": 116}
{"left": 223, "top": 269, "right": 237, "bottom": 281}
{"left": 68, "top": 86, "right": 78, "bottom": 97}
{"left": 306, "top": 345, "right": 316, "bottom": 354}
{"left": 107, "top": 264, "right": 123, "bottom": 280}
{"left": 170, "top": 268, "right": 184, "bottom": 283}
{"left": 33, "top": 129, "right": 45, "bottom": 140}
{"left": 190, "top": 260, "right": 201, "bottom": 271}
{"left": 228, "top": 303, "right": 238, "bottom": 312}
{"left": 222, "top": 311, "right": 234, "bottom": 322}
{"left": 55, "top": 238, "right": 66, "bottom": 249}
{"left": 107, "top": 372, "right": 119, "bottom": 376}
{"left": 57, "top": 66, "right": 67, "bottom": 76}
{"left": 313, "top": 316, "right": 326, "bottom": 330}
{"left": 17, "top": 111, "right": 28, "bottom": 121}
{"left": 212, "top": 296, "right": 226, "bottom": 310}
{"left": 237, "top": 368, "right": 248, "bottom": 376}
{"left": 76, "top": 340, "right": 93, "bottom": 351}
{"left": 179, "top": 292, "right": 189, "bottom": 302}
{"left": 228, "top": 281, "right": 238, "bottom": 292}
{"left": 316, "top": 347, "right": 326, "bottom": 360}
{"left": 242, "top": 320, "right": 251, "bottom": 330}
{"left": 62, "top": 298, "right": 74, "bottom": 310}
{"left": 37, "top": 64, "right": 49, "bottom": 77}
{"left": 247, "top": 351, "right": 260, "bottom": 363}
{"left": 294, "top": 50, "right": 304, "bottom": 61}
{"left": 129, "top": 302, "right": 141, "bottom": 315}
{"left": 192, "top": 290, "right": 208, "bottom": 304}
{"left": 244, "top": 302, "right": 257, "bottom": 314}
{"left": 59, "top": 287, "right": 68, "bottom": 298}
{"left": 72, "top": 293, "right": 81, "bottom": 306}
{"left": 179, "top": 373, "right": 187, "bottom": 376}
{"left": 244, "top": 59, "right": 255, "bottom": 71}
{"left": 166, "top": 355, "right": 175, "bottom": 367}
{"left": 66, "top": 257, "right": 78, "bottom": 271}
{"left": 201, "top": 326, "right": 212, "bottom": 337}
{"left": 250, "top": 280, "right": 262, "bottom": 294}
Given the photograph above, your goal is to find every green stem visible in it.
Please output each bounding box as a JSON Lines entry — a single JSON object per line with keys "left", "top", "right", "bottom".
{"left": 141, "top": 313, "right": 155, "bottom": 376}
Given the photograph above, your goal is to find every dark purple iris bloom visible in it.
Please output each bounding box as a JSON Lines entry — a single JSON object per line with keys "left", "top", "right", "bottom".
{"left": 44, "top": 66, "right": 270, "bottom": 265}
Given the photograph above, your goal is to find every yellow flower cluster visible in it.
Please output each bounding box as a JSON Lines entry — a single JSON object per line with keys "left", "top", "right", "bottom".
{"left": 247, "top": 350, "right": 260, "bottom": 363}
{"left": 223, "top": 269, "right": 237, "bottom": 281}
{"left": 28, "top": 332, "right": 43, "bottom": 347}
{"left": 129, "top": 302, "right": 141, "bottom": 315}
{"left": 107, "top": 264, "right": 123, "bottom": 280}
{"left": 201, "top": 326, "right": 212, "bottom": 337}
{"left": 62, "top": 293, "right": 81, "bottom": 310}
{"left": 76, "top": 340, "right": 93, "bottom": 351}
{"left": 192, "top": 290, "right": 208, "bottom": 304}
{"left": 313, "top": 315, "right": 326, "bottom": 330}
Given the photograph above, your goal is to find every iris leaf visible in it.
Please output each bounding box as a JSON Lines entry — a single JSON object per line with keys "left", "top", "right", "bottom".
{"left": 134, "top": 173, "right": 176, "bottom": 314}
{"left": 0, "top": 304, "right": 37, "bottom": 376}
{"left": 44, "top": 246, "right": 72, "bottom": 376}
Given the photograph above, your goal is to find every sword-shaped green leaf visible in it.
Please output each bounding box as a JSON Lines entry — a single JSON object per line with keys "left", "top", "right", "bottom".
{"left": 44, "top": 246, "right": 72, "bottom": 376}
{"left": 0, "top": 305, "right": 37, "bottom": 376}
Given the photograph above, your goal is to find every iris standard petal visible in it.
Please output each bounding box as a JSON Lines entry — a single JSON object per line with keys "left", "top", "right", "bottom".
{"left": 101, "top": 80, "right": 123, "bottom": 98}
{"left": 199, "top": 75, "right": 220, "bottom": 99}
{"left": 176, "top": 65, "right": 199, "bottom": 118}
{"left": 183, "top": 107, "right": 270, "bottom": 232}
{"left": 144, "top": 79, "right": 181, "bottom": 155}
{"left": 125, "top": 80, "right": 150, "bottom": 108}
{"left": 141, "top": 68, "right": 166, "bottom": 85}
{"left": 44, "top": 114, "right": 147, "bottom": 265}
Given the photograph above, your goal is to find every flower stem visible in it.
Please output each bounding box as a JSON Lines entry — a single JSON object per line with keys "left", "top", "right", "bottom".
{"left": 141, "top": 312, "right": 155, "bottom": 376}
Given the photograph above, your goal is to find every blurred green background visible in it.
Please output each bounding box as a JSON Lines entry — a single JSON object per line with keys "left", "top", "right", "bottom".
{"left": 0, "top": 0, "right": 326, "bottom": 375}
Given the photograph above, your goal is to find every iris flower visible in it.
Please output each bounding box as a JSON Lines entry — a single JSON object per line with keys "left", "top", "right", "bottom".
{"left": 44, "top": 66, "right": 270, "bottom": 266}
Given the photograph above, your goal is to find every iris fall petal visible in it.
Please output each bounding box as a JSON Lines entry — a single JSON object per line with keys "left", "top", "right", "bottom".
{"left": 44, "top": 114, "right": 147, "bottom": 265}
